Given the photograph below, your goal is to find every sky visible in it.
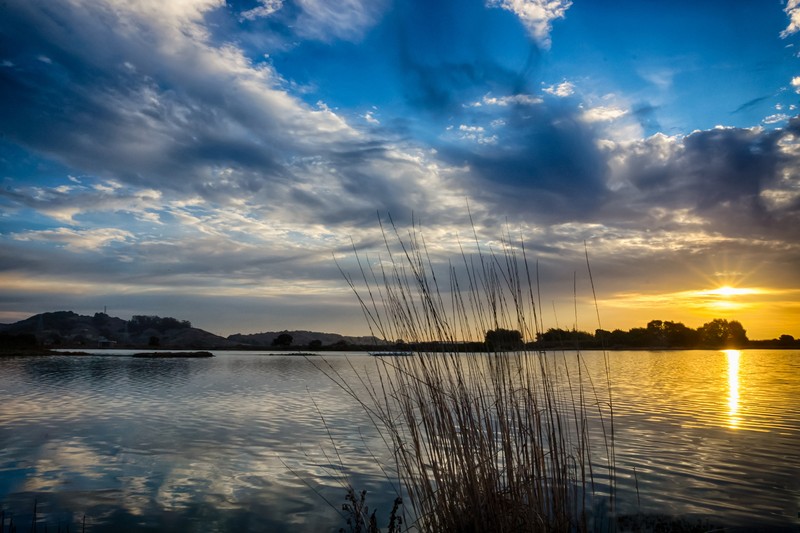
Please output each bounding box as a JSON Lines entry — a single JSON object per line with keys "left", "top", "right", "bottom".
{"left": 1, "top": 0, "right": 799, "bottom": 340}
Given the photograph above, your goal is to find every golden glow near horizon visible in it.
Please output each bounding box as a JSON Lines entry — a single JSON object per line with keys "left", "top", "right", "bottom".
{"left": 599, "top": 283, "right": 800, "bottom": 339}
{"left": 725, "top": 349, "right": 741, "bottom": 429}
{"left": 695, "top": 286, "right": 763, "bottom": 310}
{"left": 595, "top": 254, "right": 799, "bottom": 340}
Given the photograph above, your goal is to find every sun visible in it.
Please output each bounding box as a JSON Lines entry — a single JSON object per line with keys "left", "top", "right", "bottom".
{"left": 687, "top": 286, "right": 764, "bottom": 311}
{"left": 710, "top": 286, "right": 749, "bottom": 297}
{"left": 701, "top": 286, "right": 761, "bottom": 298}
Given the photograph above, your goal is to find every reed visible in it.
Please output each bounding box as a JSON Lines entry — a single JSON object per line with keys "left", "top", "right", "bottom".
{"left": 320, "top": 217, "right": 616, "bottom": 532}
{"left": 0, "top": 499, "right": 85, "bottom": 533}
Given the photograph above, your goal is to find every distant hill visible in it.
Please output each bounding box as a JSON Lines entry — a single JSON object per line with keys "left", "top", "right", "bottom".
{"left": 0, "top": 311, "right": 238, "bottom": 349}
{"left": 0, "top": 311, "right": 385, "bottom": 350}
{"left": 227, "top": 330, "right": 385, "bottom": 347}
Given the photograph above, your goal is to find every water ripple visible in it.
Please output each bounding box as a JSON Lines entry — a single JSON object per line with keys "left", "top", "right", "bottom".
{"left": 1, "top": 350, "right": 798, "bottom": 530}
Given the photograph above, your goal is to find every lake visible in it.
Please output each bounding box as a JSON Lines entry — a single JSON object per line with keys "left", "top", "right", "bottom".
{"left": 0, "top": 349, "right": 798, "bottom": 531}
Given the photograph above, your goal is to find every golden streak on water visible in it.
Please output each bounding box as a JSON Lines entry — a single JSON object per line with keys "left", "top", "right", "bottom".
{"left": 725, "top": 349, "right": 741, "bottom": 429}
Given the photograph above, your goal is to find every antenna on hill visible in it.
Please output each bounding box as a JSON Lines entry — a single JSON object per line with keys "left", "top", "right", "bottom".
{"left": 104, "top": 305, "right": 107, "bottom": 314}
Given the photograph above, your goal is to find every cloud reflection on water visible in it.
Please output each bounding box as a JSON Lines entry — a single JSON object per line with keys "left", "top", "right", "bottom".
{"left": 1, "top": 351, "right": 799, "bottom": 529}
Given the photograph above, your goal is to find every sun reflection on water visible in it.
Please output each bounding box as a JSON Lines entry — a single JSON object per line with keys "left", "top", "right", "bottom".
{"left": 725, "top": 349, "right": 741, "bottom": 429}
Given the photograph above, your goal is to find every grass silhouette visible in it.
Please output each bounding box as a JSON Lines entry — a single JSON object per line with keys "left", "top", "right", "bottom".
{"left": 319, "top": 216, "right": 616, "bottom": 532}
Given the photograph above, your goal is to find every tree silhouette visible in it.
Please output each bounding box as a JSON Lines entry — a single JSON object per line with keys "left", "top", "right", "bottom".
{"left": 698, "top": 319, "right": 747, "bottom": 348}
{"left": 485, "top": 328, "right": 523, "bottom": 351}
{"left": 272, "top": 333, "right": 293, "bottom": 347}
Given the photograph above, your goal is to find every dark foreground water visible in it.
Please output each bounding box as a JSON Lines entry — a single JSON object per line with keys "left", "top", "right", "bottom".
{"left": 0, "top": 350, "right": 798, "bottom": 531}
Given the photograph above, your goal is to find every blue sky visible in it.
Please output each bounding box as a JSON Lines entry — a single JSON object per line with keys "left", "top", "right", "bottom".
{"left": 1, "top": 0, "right": 799, "bottom": 339}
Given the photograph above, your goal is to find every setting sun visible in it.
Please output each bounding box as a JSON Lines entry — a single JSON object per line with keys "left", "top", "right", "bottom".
{"left": 707, "top": 286, "right": 759, "bottom": 297}
{"left": 599, "top": 283, "right": 799, "bottom": 339}
{"left": 699, "top": 286, "right": 762, "bottom": 311}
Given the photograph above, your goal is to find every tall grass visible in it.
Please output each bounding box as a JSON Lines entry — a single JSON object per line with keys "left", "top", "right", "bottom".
{"left": 321, "top": 217, "right": 615, "bottom": 532}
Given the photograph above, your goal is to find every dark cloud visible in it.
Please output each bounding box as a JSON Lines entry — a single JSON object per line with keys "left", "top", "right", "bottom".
{"left": 393, "top": 0, "right": 540, "bottom": 116}
{"left": 731, "top": 94, "right": 772, "bottom": 114}
{"left": 0, "top": 2, "right": 280, "bottom": 193}
{"left": 605, "top": 118, "right": 800, "bottom": 240}
{"left": 437, "top": 101, "right": 608, "bottom": 222}
{"left": 398, "top": 59, "right": 533, "bottom": 115}
{"left": 631, "top": 104, "right": 661, "bottom": 133}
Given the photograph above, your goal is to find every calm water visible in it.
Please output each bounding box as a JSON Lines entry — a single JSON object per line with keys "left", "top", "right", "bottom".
{"left": 0, "top": 350, "right": 798, "bottom": 531}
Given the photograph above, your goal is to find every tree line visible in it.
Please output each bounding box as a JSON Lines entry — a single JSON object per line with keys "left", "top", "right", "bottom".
{"left": 533, "top": 319, "right": 743, "bottom": 349}
{"left": 530, "top": 318, "right": 797, "bottom": 349}
{"left": 126, "top": 315, "right": 192, "bottom": 335}
{"left": 475, "top": 319, "right": 800, "bottom": 351}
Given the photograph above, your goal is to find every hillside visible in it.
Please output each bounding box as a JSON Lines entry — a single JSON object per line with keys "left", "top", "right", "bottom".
{"left": 0, "top": 311, "right": 384, "bottom": 350}
{"left": 0, "top": 311, "right": 237, "bottom": 349}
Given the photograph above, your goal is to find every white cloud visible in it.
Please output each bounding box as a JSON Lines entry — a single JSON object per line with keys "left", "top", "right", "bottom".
{"left": 363, "top": 111, "right": 379, "bottom": 124}
{"left": 5, "top": 177, "right": 164, "bottom": 225}
{"left": 761, "top": 188, "right": 800, "bottom": 211}
{"left": 638, "top": 67, "right": 675, "bottom": 91}
{"left": 12, "top": 228, "right": 134, "bottom": 252}
{"left": 92, "top": 180, "right": 123, "bottom": 193}
{"left": 763, "top": 114, "right": 789, "bottom": 125}
{"left": 543, "top": 80, "right": 574, "bottom": 97}
{"left": 781, "top": 0, "right": 800, "bottom": 38}
{"left": 478, "top": 93, "right": 542, "bottom": 106}
{"left": 486, "top": 0, "right": 572, "bottom": 48}
{"left": 240, "top": 0, "right": 387, "bottom": 41}
{"left": 581, "top": 105, "right": 627, "bottom": 123}
{"left": 457, "top": 125, "right": 497, "bottom": 144}
{"left": 792, "top": 76, "right": 800, "bottom": 94}
{"left": 294, "top": 0, "right": 388, "bottom": 42}
{"left": 240, "top": 0, "right": 284, "bottom": 21}
{"left": 88, "top": 0, "right": 225, "bottom": 42}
